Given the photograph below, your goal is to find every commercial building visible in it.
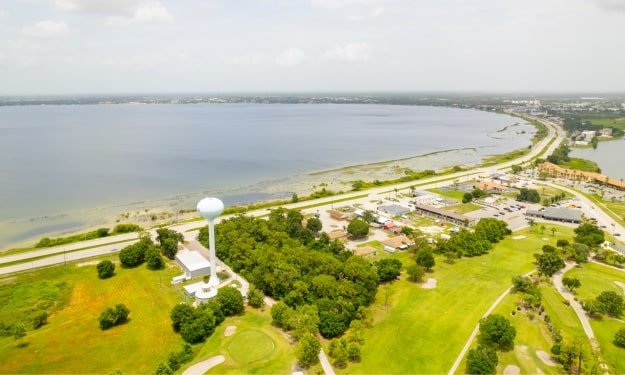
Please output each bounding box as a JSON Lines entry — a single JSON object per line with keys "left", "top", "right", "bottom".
{"left": 175, "top": 249, "right": 212, "bottom": 279}
{"left": 411, "top": 203, "right": 475, "bottom": 226}
{"left": 539, "top": 162, "right": 625, "bottom": 190}
{"left": 526, "top": 207, "right": 582, "bottom": 224}
{"left": 378, "top": 204, "right": 411, "bottom": 217}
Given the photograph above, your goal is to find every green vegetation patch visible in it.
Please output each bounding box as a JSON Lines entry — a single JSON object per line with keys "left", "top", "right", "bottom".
{"left": 482, "top": 148, "right": 530, "bottom": 166}
{"left": 227, "top": 330, "right": 275, "bottom": 364}
{"left": 0, "top": 258, "right": 183, "bottom": 374}
{"left": 588, "top": 117, "right": 625, "bottom": 131}
{"left": 192, "top": 309, "right": 294, "bottom": 375}
{"left": 561, "top": 158, "right": 601, "bottom": 173}
{"left": 0, "top": 277, "right": 71, "bottom": 329}
{"left": 345, "top": 226, "right": 571, "bottom": 374}
{"left": 428, "top": 188, "right": 464, "bottom": 201}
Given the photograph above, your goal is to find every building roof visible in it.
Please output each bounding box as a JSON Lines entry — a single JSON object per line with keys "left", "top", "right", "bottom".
{"left": 527, "top": 207, "right": 582, "bottom": 222}
{"left": 175, "top": 249, "right": 211, "bottom": 272}
{"left": 328, "top": 210, "right": 349, "bottom": 220}
{"left": 412, "top": 203, "right": 472, "bottom": 223}
{"left": 476, "top": 181, "right": 507, "bottom": 191}
{"left": 353, "top": 246, "right": 377, "bottom": 256}
{"left": 382, "top": 235, "right": 414, "bottom": 248}
{"left": 379, "top": 204, "right": 411, "bottom": 216}
{"left": 328, "top": 230, "right": 348, "bottom": 240}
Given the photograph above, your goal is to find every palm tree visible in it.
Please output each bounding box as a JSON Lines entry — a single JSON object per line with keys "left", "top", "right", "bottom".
{"left": 550, "top": 227, "right": 557, "bottom": 237}
{"left": 527, "top": 218, "right": 536, "bottom": 233}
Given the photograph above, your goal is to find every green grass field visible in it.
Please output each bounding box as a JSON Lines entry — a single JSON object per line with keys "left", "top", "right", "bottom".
{"left": 454, "top": 292, "right": 560, "bottom": 375}
{"left": 589, "top": 118, "right": 625, "bottom": 130}
{"left": 442, "top": 202, "right": 482, "bottom": 214}
{"left": 562, "top": 158, "right": 601, "bottom": 173}
{"left": 428, "top": 188, "right": 464, "bottom": 202}
{"left": 189, "top": 308, "right": 294, "bottom": 374}
{"left": 565, "top": 262, "right": 625, "bottom": 373}
{"left": 0, "top": 257, "right": 184, "bottom": 374}
{"left": 342, "top": 226, "right": 573, "bottom": 374}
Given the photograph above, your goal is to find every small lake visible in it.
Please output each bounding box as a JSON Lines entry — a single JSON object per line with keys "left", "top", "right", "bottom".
{"left": 569, "top": 139, "right": 625, "bottom": 180}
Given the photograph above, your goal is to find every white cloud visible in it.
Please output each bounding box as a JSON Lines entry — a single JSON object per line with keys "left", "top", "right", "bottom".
{"left": 348, "top": 6, "right": 384, "bottom": 21}
{"left": 595, "top": 0, "right": 625, "bottom": 12}
{"left": 231, "top": 52, "right": 269, "bottom": 65}
{"left": 105, "top": 1, "right": 173, "bottom": 26}
{"left": 310, "top": 0, "right": 386, "bottom": 10}
{"left": 22, "top": 20, "right": 69, "bottom": 39}
{"left": 56, "top": 0, "right": 140, "bottom": 14}
{"left": 275, "top": 48, "right": 305, "bottom": 66}
{"left": 321, "top": 42, "right": 371, "bottom": 62}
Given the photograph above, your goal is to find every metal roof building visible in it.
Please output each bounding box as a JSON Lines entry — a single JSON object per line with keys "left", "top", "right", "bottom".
{"left": 526, "top": 207, "right": 582, "bottom": 223}
{"left": 175, "top": 249, "right": 211, "bottom": 278}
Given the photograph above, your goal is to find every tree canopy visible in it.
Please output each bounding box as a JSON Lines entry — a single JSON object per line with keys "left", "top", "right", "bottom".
{"left": 347, "top": 219, "right": 369, "bottom": 239}
{"left": 479, "top": 314, "right": 516, "bottom": 351}
{"left": 574, "top": 223, "right": 605, "bottom": 247}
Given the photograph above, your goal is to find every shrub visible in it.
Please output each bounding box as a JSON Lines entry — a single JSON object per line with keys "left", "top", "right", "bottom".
{"left": 247, "top": 285, "right": 265, "bottom": 308}
{"left": 145, "top": 246, "right": 165, "bottom": 270}
{"left": 215, "top": 287, "right": 244, "bottom": 316}
{"left": 406, "top": 264, "right": 425, "bottom": 282}
{"left": 614, "top": 328, "right": 625, "bottom": 348}
{"left": 32, "top": 312, "right": 48, "bottom": 329}
{"left": 96, "top": 260, "right": 115, "bottom": 279}
{"left": 99, "top": 304, "right": 130, "bottom": 330}
{"left": 466, "top": 345, "right": 498, "bottom": 375}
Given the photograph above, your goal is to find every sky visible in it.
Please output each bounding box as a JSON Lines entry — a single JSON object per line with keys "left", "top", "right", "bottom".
{"left": 1, "top": 0, "right": 625, "bottom": 95}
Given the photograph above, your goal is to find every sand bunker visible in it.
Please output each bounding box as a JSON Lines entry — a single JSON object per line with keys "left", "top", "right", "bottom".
{"left": 512, "top": 235, "right": 526, "bottom": 240}
{"left": 503, "top": 365, "right": 520, "bottom": 375}
{"left": 224, "top": 325, "right": 237, "bottom": 337}
{"left": 615, "top": 281, "right": 625, "bottom": 294}
{"left": 422, "top": 278, "right": 437, "bottom": 289}
{"left": 536, "top": 350, "right": 558, "bottom": 367}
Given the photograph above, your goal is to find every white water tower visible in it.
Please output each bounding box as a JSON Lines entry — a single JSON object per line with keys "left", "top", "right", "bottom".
{"left": 197, "top": 197, "right": 224, "bottom": 289}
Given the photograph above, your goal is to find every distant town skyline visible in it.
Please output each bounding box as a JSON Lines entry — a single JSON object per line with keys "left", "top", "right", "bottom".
{"left": 1, "top": 0, "right": 625, "bottom": 95}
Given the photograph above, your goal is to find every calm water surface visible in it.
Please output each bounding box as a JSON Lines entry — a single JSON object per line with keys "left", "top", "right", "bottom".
{"left": 0, "top": 104, "right": 533, "bottom": 223}
{"left": 569, "top": 139, "right": 625, "bottom": 180}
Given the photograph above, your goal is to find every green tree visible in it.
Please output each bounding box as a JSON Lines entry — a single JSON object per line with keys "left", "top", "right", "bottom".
{"left": 416, "top": 248, "right": 435, "bottom": 271}
{"left": 361, "top": 211, "right": 376, "bottom": 224}
{"left": 614, "top": 328, "right": 625, "bottom": 347}
{"left": 145, "top": 246, "right": 165, "bottom": 270}
{"left": 596, "top": 291, "right": 624, "bottom": 317}
{"left": 534, "top": 252, "right": 565, "bottom": 276}
{"left": 329, "top": 339, "right": 349, "bottom": 368}
{"left": 517, "top": 188, "right": 541, "bottom": 203}
{"left": 556, "top": 239, "right": 570, "bottom": 248}
{"left": 347, "top": 219, "right": 369, "bottom": 239}
{"left": 306, "top": 217, "right": 322, "bottom": 233}
{"left": 96, "top": 260, "right": 115, "bottom": 279}
{"left": 170, "top": 303, "right": 196, "bottom": 332}
{"left": 296, "top": 334, "right": 321, "bottom": 368}
{"left": 154, "top": 362, "right": 174, "bottom": 375}
{"left": 271, "top": 302, "right": 294, "bottom": 329}
{"left": 291, "top": 193, "right": 299, "bottom": 203}
{"left": 562, "top": 277, "right": 581, "bottom": 292}
{"left": 99, "top": 304, "right": 130, "bottom": 330}
{"left": 406, "top": 264, "right": 425, "bottom": 282}
{"left": 246, "top": 285, "right": 265, "bottom": 308}
{"left": 511, "top": 275, "right": 533, "bottom": 293}
{"left": 161, "top": 238, "right": 179, "bottom": 259}
{"left": 466, "top": 345, "right": 498, "bottom": 375}
{"left": 215, "top": 287, "right": 244, "bottom": 316}
{"left": 574, "top": 222, "right": 605, "bottom": 247}
{"left": 118, "top": 238, "right": 152, "bottom": 267}
{"left": 463, "top": 192, "right": 473, "bottom": 203}
{"left": 375, "top": 258, "right": 402, "bottom": 282}
{"left": 479, "top": 314, "right": 516, "bottom": 351}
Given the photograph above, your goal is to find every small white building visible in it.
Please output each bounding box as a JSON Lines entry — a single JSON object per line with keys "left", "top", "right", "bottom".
{"left": 412, "top": 193, "right": 442, "bottom": 205}
{"left": 175, "top": 249, "right": 211, "bottom": 279}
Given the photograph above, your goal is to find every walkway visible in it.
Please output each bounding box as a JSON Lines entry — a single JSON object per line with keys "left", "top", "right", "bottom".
{"left": 552, "top": 262, "right": 598, "bottom": 349}
{"left": 181, "top": 355, "right": 225, "bottom": 375}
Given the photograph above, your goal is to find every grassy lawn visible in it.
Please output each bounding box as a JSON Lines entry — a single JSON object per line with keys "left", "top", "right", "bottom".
{"left": 454, "top": 292, "right": 560, "bottom": 375}
{"left": 428, "top": 188, "right": 464, "bottom": 202}
{"left": 481, "top": 148, "right": 530, "bottom": 166}
{"left": 342, "top": 226, "right": 573, "bottom": 374}
{"left": 442, "top": 202, "right": 482, "bottom": 214}
{"left": 0, "top": 257, "right": 184, "bottom": 374}
{"left": 562, "top": 158, "right": 601, "bottom": 173}
{"left": 189, "top": 308, "right": 294, "bottom": 374}
{"left": 589, "top": 118, "right": 625, "bottom": 130}
{"left": 539, "top": 285, "right": 586, "bottom": 341}
{"left": 564, "top": 262, "right": 625, "bottom": 373}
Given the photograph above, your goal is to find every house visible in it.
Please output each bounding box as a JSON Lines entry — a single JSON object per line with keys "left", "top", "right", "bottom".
{"left": 581, "top": 130, "right": 597, "bottom": 141}
{"left": 353, "top": 246, "right": 377, "bottom": 257}
{"left": 328, "top": 230, "right": 348, "bottom": 240}
{"left": 475, "top": 181, "right": 507, "bottom": 193}
{"left": 378, "top": 204, "right": 411, "bottom": 217}
{"left": 175, "top": 249, "right": 211, "bottom": 279}
{"left": 599, "top": 128, "right": 613, "bottom": 137}
{"left": 381, "top": 235, "right": 414, "bottom": 252}
{"left": 328, "top": 210, "right": 349, "bottom": 221}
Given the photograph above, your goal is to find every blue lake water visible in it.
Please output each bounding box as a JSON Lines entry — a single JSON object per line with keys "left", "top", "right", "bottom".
{"left": 569, "top": 139, "right": 625, "bottom": 180}
{"left": 0, "top": 103, "right": 533, "bottom": 224}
